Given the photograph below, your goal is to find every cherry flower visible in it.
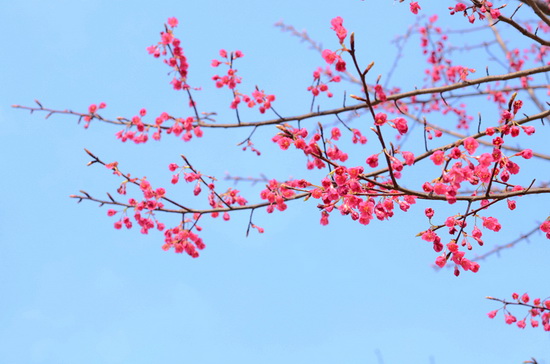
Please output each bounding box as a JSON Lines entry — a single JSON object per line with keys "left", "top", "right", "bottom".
{"left": 463, "top": 137, "right": 479, "bottom": 155}
{"left": 430, "top": 150, "right": 445, "bottom": 165}
{"left": 167, "top": 17, "right": 178, "bottom": 28}
{"left": 505, "top": 314, "right": 517, "bottom": 325}
{"left": 482, "top": 216, "right": 502, "bottom": 232}
{"left": 330, "top": 16, "right": 347, "bottom": 44}
{"left": 393, "top": 118, "right": 408, "bottom": 135}
{"left": 410, "top": 2, "right": 421, "bottom": 14}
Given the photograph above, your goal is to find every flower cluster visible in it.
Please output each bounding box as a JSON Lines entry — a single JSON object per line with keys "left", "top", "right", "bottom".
{"left": 330, "top": 16, "right": 347, "bottom": 44}
{"left": 82, "top": 102, "right": 107, "bottom": 129}
{"left": 307, "top": 17, "right": 350, "bottom": 98}
{"left": 307, "top": 66, "right": 342, "bottom": 98}
{"left": 410, "top": 2, "right": 421, "bottom": 14}
{"left": 449, "top": 2, "right": 503, "bottom": 22}
{"left": 162, "top": 224, "right": 205, "bottom": 257}
{"left": 488, "top": 293, "right": 550, "bottom": 331}
{"left": 260, "top": 179, "right": 307, "bottom": 213}
{"left": 147, "top": 17, "right": 189, "bottom": 90}
{"left": 211, "top": 50, "right": 276, "bottom": 113}
{"left": 108, "top": 176, "right": 167, "bottom": 235}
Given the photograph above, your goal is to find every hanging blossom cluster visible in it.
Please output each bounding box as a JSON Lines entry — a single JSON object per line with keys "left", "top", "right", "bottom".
{"left": 488, "top": 293, "right": 550, "bottom": 331}
{"left": 308, "top": 16, "right": 348, "bottom": 98}
{"left": 99, "top": 154, "right": 251, "bottom": 258}
{"left": 211, "top": 50, "right": 276, "bottom": 113}
{"left": 416, "top": 14, "right": 475, "bottom": 129}
{"left": 449, "top": 1, "right": 504, "bottom": 23}
{"left": 146, "top": 17, "right": 189, "bottom": 90}
{"left": 82, "top": 19, "right": 205, "bottom": 144}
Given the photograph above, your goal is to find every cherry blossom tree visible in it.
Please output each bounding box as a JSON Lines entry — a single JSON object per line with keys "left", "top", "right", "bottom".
{"left": 14, "top": 0, "right": 550, "bottom": 332}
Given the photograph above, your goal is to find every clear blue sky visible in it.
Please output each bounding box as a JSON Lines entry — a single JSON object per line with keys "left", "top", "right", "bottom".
{"left": 1, "top": 1, "right": 549, "bottom": 363}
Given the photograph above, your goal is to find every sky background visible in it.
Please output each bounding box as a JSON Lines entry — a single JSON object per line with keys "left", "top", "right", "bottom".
{"left": 1, "top": 1, "right": 549, "bottom": 363}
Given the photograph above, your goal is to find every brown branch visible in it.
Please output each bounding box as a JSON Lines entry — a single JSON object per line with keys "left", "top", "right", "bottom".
{"left": 487, "top": 17, "right": 550, "bottom": 122}
{"left": 274, "top": 21, "right": 361, "bottom": 85}
{"left": 520, "top": 0, "right": 550, "bottom": 24}
{"left": 70, "top": 190, "right": 310, "bottom": 215}
{"left": 404, "top": 111, "right": 550, "bottom": 161}
{"left": 83, "top": 148, "right": 191, "bottom": 211}
{"left": 486, "top": 296, "right": 550, "bottom": 312}
{"left": 13, "top": 65, "right": 550, "bottom": 131}
{"left": 496, "top": 13, "right": 550, "bottom": 46}
{"left": 473, "top": 224, "right": 541, "bottom": 261}
{"left": 362, "top": 109, "right": 550, "bottom": 178}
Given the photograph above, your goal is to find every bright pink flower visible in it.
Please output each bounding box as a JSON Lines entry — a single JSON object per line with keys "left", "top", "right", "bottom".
{"left": 449, "top": 147, "right": 462, "bottom": 159}
{"left": 375, "top": 113, "right": 387, "bottom": 126}
{"left": 501, "top": 110, "right": 513, "bottom": 121}
{"left": 425, "top": 208, "right": 434, "bottom": 218}
{"left": 521, "top": 125, "right": 535, "bottom": 135}
{"left": 335, "top": 60, "right": 346, "bottom": 72}
{"left": 320, "top": 211, "right": 329, "bottom": 225}
{"left": 472, "top": 226, "right": 483, "bottom": 242}
{"left": 393, "top": 118, "right": 408, "bottom": 135}
{"left": 482, "top": 216, "right": 501, "bottom": 232}
{"left": 455, "top": 3, "right": 467, "bottom": 11}
{"left": 330, "top": 16, "right": 347, "bottom": 43}
{"left": 490, "top": 9, "right": 501, "bottom": 18}
{"left": 477, "top": 153, "right": 494, "bottom": 167}
{"left": 540, "top": 220, "right": 550, "bottom": 233}
{"left": 487, "top": 310, "right": 498, "bottom": 319}
{"left": 167, "top": 17, "right": 178, "bottom": 27}
{"left": 463, "top": 137, "right": 479, "bottom": 155}
{"left": 374, "top": 85, "right": 387, "bottom": 101}
{"left": 433, "top": 182, "right": 447, "bottom": 195}
{"left": 421, "top": 229, "right": 437, "bottom": 242}
{"left": 492, "top": 136, "right": 504, "bottom": 146}
{"left": 422, "top": 182, "right": 433, "bottom": 193}
{"left": 402, "top": 151, "right": 415, "bottom": 165}
{"left": 366, "top": 155, "right": 379, "bottom": 168}
{"left": 322, "top": 49, "right": 337, "bottom": 64}
{"left": 107, "top": 209, "right": 117, "bottom": 216}
{"left": 435, "top": 255, "right": 447, "bottom": 268}
{"left": 504, "top": 314, "right": 517, "bottom": 324}
{"left": 506, "top": 160, "right": 520, "bottom": 174}
{"left": 520, "top": 149, "right": 533, "bottom": 159}
{"left": 410, "top": 2, "right": 421, "bottom": 14}
{"left": 513, "top": 100, "right": 523, "bottom": 114}
{"left": 430, "top": 150, "right": 445, "bottom": 165}
{"left": 330, "top": 16, "right": 343, "bottom": 27}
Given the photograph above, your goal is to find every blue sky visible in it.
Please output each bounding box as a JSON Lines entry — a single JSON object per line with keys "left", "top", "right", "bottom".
{"left": 1, "top": 1, "right": 549, "bottom": 363}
